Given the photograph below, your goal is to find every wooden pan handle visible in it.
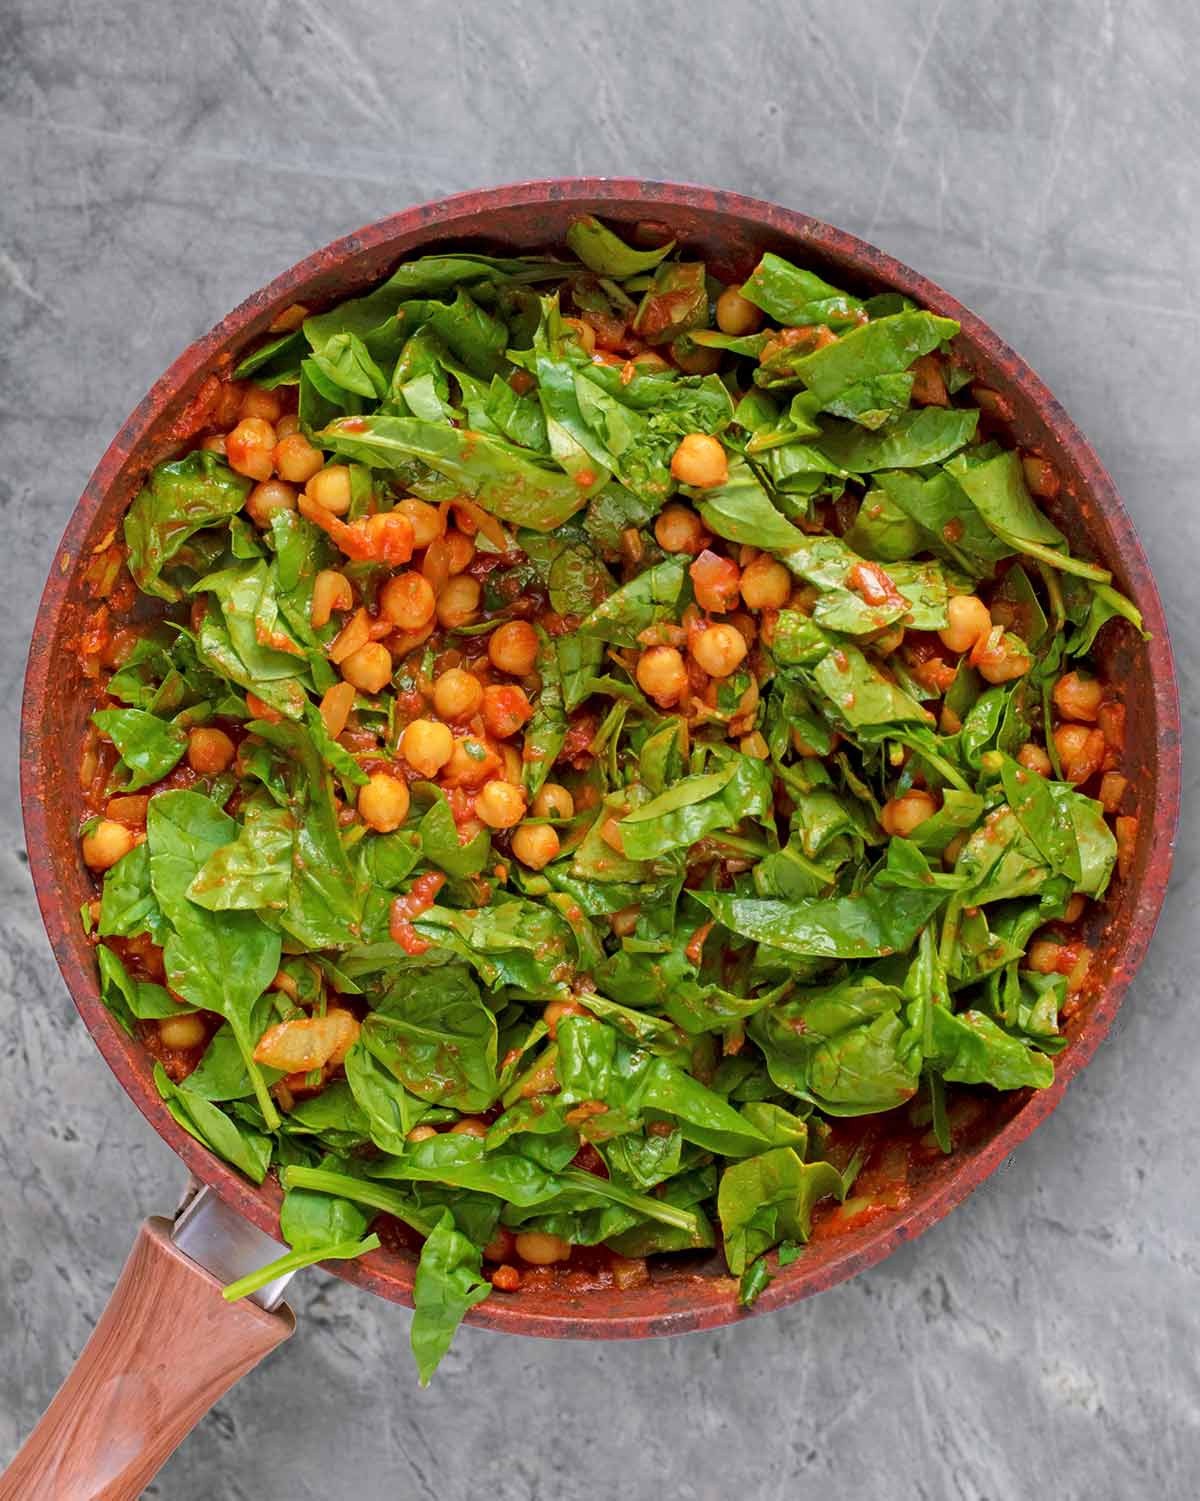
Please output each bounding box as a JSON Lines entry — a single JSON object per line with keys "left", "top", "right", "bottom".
{"left": 0, "top": 1217, "right": 294, "bottom": 1500}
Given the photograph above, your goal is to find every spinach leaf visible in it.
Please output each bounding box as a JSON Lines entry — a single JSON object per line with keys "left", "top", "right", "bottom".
{"left": 146, "top": 790, "right": 282, "bottom": 1127}
{"left": 793, "top": 311, "right": 958, "bottom": 403}
{"left": 96, "top": 943, "right": 193, "bottom": 1034}
{"left": 817, "top": 408, "right": 978, "bottom": 472}
{"left": 124, "top": 452, "right": 250, "bottom": 602}
{"left": 566, "top": 215, "right": 675, "bottom": 276}
{"left": 362, "top": 967, "right": 499, "bottom": 1112}
{"left": 154, "top": 1063, "right": 271, "bottom": 1182}
{"left": 411, "top": 1211, "right": 492, "bottom": 1386}
{"left": 693, "top": 881, "right": 946, "bottom": 960}
{"left": 619, "top": 754, "right": 773, "bottom": 860}
{"left": 319, "top": 415, "right": 603, "bottom": 531}
{"left": 946, "top": 449, "right": 1110, "bottom": 582}
{"left": 576, "top": 558, "right": 686, "bottom": 647}
{"left": 187, "top": 801, "right": 296, "bottom": 912}
{"left": 90, "top": 707, "right": 188, "bottom": 792}
{"left": 98, "top": 842, "right": 167, "bottom": 942}
{"left": 718, "top": 1147, "right": 844, "bottom": 1273}
{"left": 694, "top": 459, "right": 801, "bottom": 549}
{"left": 739, "top": 254, "right": 866, "bottom": 329}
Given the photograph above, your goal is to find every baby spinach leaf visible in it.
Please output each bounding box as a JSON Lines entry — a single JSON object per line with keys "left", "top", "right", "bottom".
{"left": 566, "top": 215, "right": 675, "bottom": 276}
{"left": 147, "top": 790, "right": 282, "bottom": 1127}
{"left": 619, "top": 754, "right": 773, "bottom": 860}
{"left": 792, "top": 311, "right": 958, "bottom": 403}
{"left": 96, "top": 943, "right": 193, "bottom": 1034}
{"left": 693, "top": 881, "right": 946, "bottom": 961}
{"left": 748, "top": 974, "right": 923, "bottom": 1114}
{"left": 946, "top": 449, "right": 1110, "bottom": 582}
{"left": 90, "top": 707, "right": 188, "bottom": 792}
{"left": 187, "top": 801, "right": 296, "bottom": 911}
{"left": 98, "top": 842, "right": 167, "bottom": 942}
{"left": 695, "top": 458, "right": 801, "bottom": 549}
{"left": 739, "top": 253, "right": 866, "bottom": 329}
{"left": 411, "top": 1211, "right": 492, "bottom": 1386}
{"left": 718, "top": 1147, "right": 844, "bottom": 1274}
{"left": 818, "top": 408, "right": 978, "bottom": 472}
{"left": 416, "top": 787, "right": 492, "bottom": 877}
{"left": 576, "top": 558, "right": 686, "bottom": 647}
{"left": 125, "top": 452, "right": 251, "bottom": 602}
{"left": 319, "top": 415, "right": 603, "bottom": 531}
{"left": 927, "top": 1006, "right": 1053, "bottom": 1090}
{"left": 363, "top": 967, "right": 499, "bottom": 1112}
{"left": 154, "top": 1063, "right": 272, "bottom": 1182}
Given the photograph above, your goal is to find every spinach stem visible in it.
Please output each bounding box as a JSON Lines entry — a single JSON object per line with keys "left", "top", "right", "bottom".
{"left": 223, "top": 1233, "right": 380, "bottom": 1303}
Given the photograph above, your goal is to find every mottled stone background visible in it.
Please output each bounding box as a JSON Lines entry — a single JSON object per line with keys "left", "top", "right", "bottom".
{"left": 1, "top": 2, "right": 1196, "bottom": 1496}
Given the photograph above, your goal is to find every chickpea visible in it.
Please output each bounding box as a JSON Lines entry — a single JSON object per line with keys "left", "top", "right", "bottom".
{"left": 357, "top": 773, "right": 411, "bottom": 832}
{"left": 200, "top": 433, "right": 227, "bottom": 456}
{"left": 406, "top": 1124, "right": 439, "bottom": 1143}
{"left": 672, "top": 340, "right": 722, "bottom": 375}
{"left": 273, "top": 432, "right": 324, "bottom": 485}
{"left": 938, "top": 594, "right": 992, "bottom": 654}
{"left": 532, "top": 783, "right": 574, "bottom": 819}
{"left": 380, "top": 572, "right": 436, "bottom": 631}
{"left": 691, "top": 623, "right": 748, "bottom": 679}
{"left": 739, "top": 731, "right": 769, "bottom": 759}
{"left": 511, "top": 822, "right": 561, "bottom": 870}
{"left": 433, "top": 667, "right": 484, "bottom": 722}
{"left": 975, "top": 633, "right": 1031, "bottom": 684}
{"left": 450, "top": 1117, "right": 488, "bottom": 1137}
{"left": 436, "top": 573, "right": 481, "bottom": 629}
{"left": 690, "top": 549, "right": 742, "bottom": 612}
{"left": 654, "top": 504, "right": 708, "bottom": 555}
{"left": 1063, "top": 894, "right": 1087, "bottom": 924}
{"left": 245, "top": 479, "right": 297, "bottom": 529}
{"left": 739, "top": 554, "right": 792, "bottom": 610}
{"left": 562, "top": 317, "right": 596, "bottom": 355}
{"left": 159, "top": 1013, "right": 206, "bottom": 1050}
{"left": 483, "top": 1227, "right": 516, "bottom": 1263}
{"left": 632, "top": 350, "right": 671, "bottom": 372}
{"left": 444, "top": 530, "right": 476, "bottom": 575}
{"left": 1017, "top": 742, "right": 1053, "bottom": 777}
{"left": 716, "top": 286, "right": 764, "bottom": 336}
{"left": 340, "top": 641, "right": 393, "bottom": 694}
{"left": 304, "top": 464, "right": 353, "bottom": 515}
{"left": 515, "top": 1231, "right": 571, "bottom": 1266}
{"left": 942, "top": 831, "right": 968, "bottom": 868}
{"left": 226, "top": 418, "right": 277, "bottom": 482}
{"left": 442, "top": 736, "right": 501, "bottom": 788}
{"left": 880, "top": 790, "right": 937, "bottom": 837}
{"left": 1026, "top": 939, "right": 1062, "bottom": 975}
{"left": 475, "top": 779, "right": 527, "bottom": 829}
{"left": 395, "top": 497, "right": 445, "bottom": 548}
{"left": 636, "top": 645, "right": 689, "bottom": 707}
{"left": 488, "top": 620, "right": 539, "bottom": 677}
{"left": 482, "top": 684, "right": 533, "bottom": 740}
{"left": 82, "top": 819, "right": 135, "bottom": 871}
{"left": 401, "top": 719, "right": 454, "bottom": 778}
{"left": 311, "top": 569, "right": 354, "bottom": 628}
{"left": 187, "top": 726, "right": 236, "bottom": 775}
{"left": 239, "top": 385, "right": 282, "bottom": 423}
{"left": 1053, "top": 670, "right": 1102, "bottom": 723}
{"left": 1054, "top": 723, "right": 1106, "bottom": 785}
{"left": 670, "top": 432, "right": 729, "bottom": 489}
{"left": 274, "top": 413, "right": 301, "bottom": 439}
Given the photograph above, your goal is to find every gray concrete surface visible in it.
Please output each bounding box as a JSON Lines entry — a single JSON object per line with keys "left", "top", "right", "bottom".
{"left": 2, "top": 1, "right": 1197, "bottom": 1496}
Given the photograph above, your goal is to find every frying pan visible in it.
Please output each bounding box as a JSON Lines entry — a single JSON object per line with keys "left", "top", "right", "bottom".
{"left": 10, "top": 180, "right": 1181, "bottom": 1496}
